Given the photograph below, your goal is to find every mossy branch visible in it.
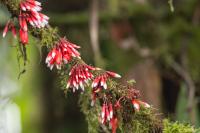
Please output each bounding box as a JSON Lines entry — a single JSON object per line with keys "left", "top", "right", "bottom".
{"left": 0, "top": 0, "right": 198, "bottom": 133}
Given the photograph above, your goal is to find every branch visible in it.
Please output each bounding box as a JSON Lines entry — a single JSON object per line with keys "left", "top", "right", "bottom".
{"left": 0, "top": 0, "right": 197, "bottom": 132}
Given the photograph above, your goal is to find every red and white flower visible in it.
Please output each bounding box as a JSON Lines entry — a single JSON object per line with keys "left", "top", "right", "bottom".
{"left": 2, "top": 20, "right": 17, "bottom": 38}
{"left": 45, "top": 47, "right": 63, "bottom": 70}
{"left": 45, "top": 38, "right": 81, "bottom": 70}
{"left": 20, "top": 0, "right": 49, "bottom": 28}
{"left": 66, "top": 63, "right": 94, "bottom": 92}
{"left": 132, "top": 99, "right": 150, "bottom": 111}
{"left": 100, "top": 103, "right": 114, "bottom": 124}
{"left": 92, "top": 70, "right": 121, "bottom": 90}
{"left": 59, "top": 38, "right": 81, "bottom": 63}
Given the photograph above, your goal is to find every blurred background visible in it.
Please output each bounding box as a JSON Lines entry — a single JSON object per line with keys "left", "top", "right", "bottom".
{"left": 0, "top": 0, "right": 200, "bottom": 133}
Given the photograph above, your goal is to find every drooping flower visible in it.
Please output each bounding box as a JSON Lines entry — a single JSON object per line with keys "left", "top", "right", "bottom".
{"left": 90, "top": 70, "right": 121, "bottom": 106}
{"left": 20, "top": 0, "right": 49, "bottom": 28}
{"left": 132, "top": 99, "right": 150, "bottom": 111}
{"left": 100, "top": 102, "right": 114, "bottom": 124}
{"left": 92, "top": 70, "right": 121, "bottom": 90}
{"left": 109, "top": 117, "right": 118, "bottom": 133}
{"left": 45, "top": 47, "right": 63, "bottom": 70}
{"left": 19, "top": 29, "right": 28, "bottom": 44}
{"left": 2, "top": 20, "right": 17, "bottom": 38}
{"left": 17, "top": 0, "right": 49, "bottom": 45}
{"left": 67, "top": 63, "right": 94, "bottom": 92}
{"left": 45, "top": 38, "right": 81, "bottom": 70}
{"left": 59, "top": 38, "right": 81, "bottom": 63}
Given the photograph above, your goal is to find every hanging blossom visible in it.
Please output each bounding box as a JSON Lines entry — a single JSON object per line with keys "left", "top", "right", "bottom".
{"left": 45, "top": 38, "right": 81, "bottom": 70}
{"left": 66, "top": 63, "right": 95, "bottom": 92}
{"left": 91, "top": 70, "right": 121, "bottom": 106}
{"left": 100, "top": 102, "right": 118, "bottom": 133}
{"left": 132, "top": 99, "right": 150, "bottom": 111}
{"left": 45, "top": 47, "right": 63, "bottom": 70}
{"left": 100, "top": 102, "right": 113, "bottom": 124}
{"left": 92, "top": 70, "right": 121, "bottom": 90}
{"left": 2, "top": 20, "right": 17, "bottom": 38}
{"left": 19, "top": 0, "right": 49, "bottom": 44}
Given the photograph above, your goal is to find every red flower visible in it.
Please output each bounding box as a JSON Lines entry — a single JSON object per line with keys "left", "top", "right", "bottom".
{"left": 2, "top": 20, "right": 17, "bottom": 38}
{"left": 100, "top": 103, "right": 113, "bottom": 124}
{"left": 19, "top": 29, "right": 28, "bottom": 44}
{"left": 45, "top": 38, "right": 81, "bottom": 70}
{"left": 109, "top": 117, "right": 118, "bottom": 133}
{"left": 45, "top": 47, "right": 62, "bottom": 70}
{"left": 92, "top": 70, "right": 121, "bottom": 90}
{"left": 20, "top": 0, "right": 49, "bottom": 28}
{"left": 132, "top": 99, "right": 150, "bottom": 111}
{"left": 59, "top": 38, "right": 81, "bottom": 63}
{"left": 67, "top": 63, "right": 94, "bottom": 92}
{"left": 17, "top": 0, "right": 49, "bottom": 45}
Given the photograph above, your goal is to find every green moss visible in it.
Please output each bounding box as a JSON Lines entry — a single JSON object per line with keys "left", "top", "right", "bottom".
{"left": 79, "top": 87, "right": 100, "bottom": 133}
{"left": 163, "top": 119, "right": 198, "bottom": 133}
{"left": 120, "top": 107, "right": 162, "bottom": 133}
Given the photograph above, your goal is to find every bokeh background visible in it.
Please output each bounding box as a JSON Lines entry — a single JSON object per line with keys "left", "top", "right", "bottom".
{"left": 0, "top": 0, "right": 200, "bottom": 133}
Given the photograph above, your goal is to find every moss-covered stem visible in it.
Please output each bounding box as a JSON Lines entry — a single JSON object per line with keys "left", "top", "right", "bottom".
{"left": 0, "top": 0, "right": 198, "bottom": 132}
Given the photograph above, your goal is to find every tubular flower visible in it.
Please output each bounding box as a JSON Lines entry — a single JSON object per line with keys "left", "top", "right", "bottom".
{"left": 59, "top": 38, "right": 81, "bottom": 63}
{"left": 2, "top": 20, "right": 17, "bottom": 38}
{"left": 45, "top": 38, "right": 81, "bottom": 70}
{"left": 109, "top": 117, "right": 118, "bottom": 133}
{"left": 100, "top": 103, "right": 114, "bottom": 124}
{"left": 131, "top": 99, "right": 150, "bottom": 111}
{"left": 92, "top": 70, "right": 121, "bottom": 90}
{"left": 45, "top": 47, "right": 63, "bottom": 70}
{"left": 20, "top": 0, "right": 49, "bottom": 28}
{"left": 67, "top": 63, "right": 94, "bottom": 92}
{"left": 18, "top": 0, "right": 49, "bottom": 45}
{"left": 19, "top": 28, "right": 28, "bottom": 44}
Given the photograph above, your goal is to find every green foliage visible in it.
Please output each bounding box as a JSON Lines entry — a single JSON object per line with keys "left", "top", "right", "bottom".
{"left": 163, "top": 119, "right": 197, "bottom": 133}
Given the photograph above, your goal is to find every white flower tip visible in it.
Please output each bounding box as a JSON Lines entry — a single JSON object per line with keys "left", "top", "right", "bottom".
{"left": 50, "top": 65, "right": 54, "bottom": 70}
{"left": 103, "top": 83, "right": 107, "bottom": 90}
{"left": 133, "top": 104, "right": 140, "bottom": 110}
{"left": 115, "top": 74, "right": 121, "bottom": 78}
{"left": 95, "top": 67, "right": 102, "bottom": 71}
{"left": 2, "top": 33, "right": 6, "bottom": 38}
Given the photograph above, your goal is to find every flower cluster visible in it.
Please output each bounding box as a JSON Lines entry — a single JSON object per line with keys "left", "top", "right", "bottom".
{"left": 91, "top": 70, "right": 121, "bottom": 106}
{"left": 19, "top": 0, "right": 49, "bottom": 44}
{"left": 66, "top": 63, "right": 95, "bottom": 92}
{"left": 46, "top": 38, "right": 80, "bottom": 70}
{"left": 2, "top": 20, "right": 16, "bottom": 38}
{"left": 100, "top": 102, "right": 118, "bottom": 133}
{"left": 92, "top": 70, "right": 121, "bottom": 90}
{"left": 132, "top": 99, "right": 150, "bottom": 111}
{"left": 2, "top": 0, "right": 49, "bottom": 45}
{"left": 45, "top": 47, "right": 62, "bottom": 70}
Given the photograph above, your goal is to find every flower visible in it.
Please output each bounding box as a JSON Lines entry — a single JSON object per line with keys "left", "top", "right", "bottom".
{"left": 20, "top": 0, "right": 49, "bottom": 28}
{"left": 19, "top": 29, "right": 28, "bottom": 44}
{"left": 109, "top": 117, "right": 118, "bottom": 133}
{"left": 45, "top": 47, "right": 62, "bottom": 70}
{"left": 100, "top": 103, "right": 113, "bottom": 124}
{"left": 2, "top": 20, "right": 17, "bottom": 38}
{"left": 59, "top": 38, "right": 81, "bottom": 63}
{"left": 45, "top": 38, "right": 81, "bottom": 70}
{"left": 67, "top": 63, "right": 94, "bottom": 92}
{"left": 17, "top": 0, "right": 49, "bottom": 45}
{"left": 132, "top": 99, "right": 150, "bottom": 111}
{"left": 92, "top": 70, "right": 121, "bottom": 90}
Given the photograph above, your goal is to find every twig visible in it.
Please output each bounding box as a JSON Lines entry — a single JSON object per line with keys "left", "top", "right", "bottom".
{"left": 89, "top": 0, "right": 103, "bottom": 67}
